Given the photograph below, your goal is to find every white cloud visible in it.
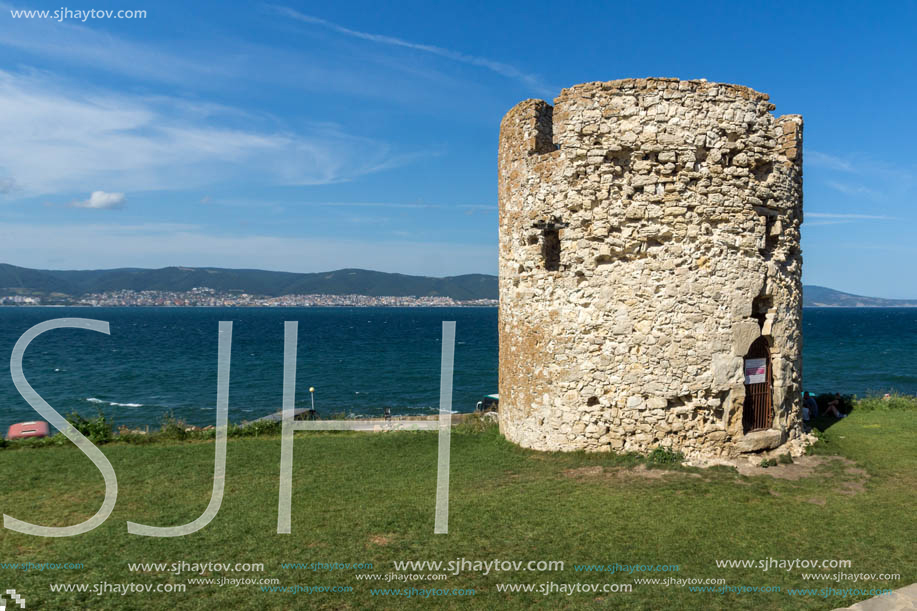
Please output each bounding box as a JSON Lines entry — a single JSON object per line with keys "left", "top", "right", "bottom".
{"left": 808, "top": 150, "right": 915, "bottom": 186}
{"left": 0, "top": 70, "right": 414, "bottom": 196}
{"left": 805, "top": 212, "right": 898, "bottom": 227}
{"left": 71, "top": 191, "right": 126, "bottom": 209}
{"left": 824, "top": 181, "right": 879, "bottom": 197}
{"left": 0, "top": 3, "right": 471, "bottom": 105}
{"left": 0, "top": 176, "right": 16, "bottom": 194}
{"left": 269, "top": 5, "right": 553, "bottom": 96}
{"left": 0, "top": 2, "right": 227, "bottom": 85}
{"left": 0, "top": 222, "right": 497, "bottom": 276}
{"left": 807, "top": 151, "right": 856, "bottom": 173}
{"left": 807, "top": 151, "right": 915, "bottom": 208}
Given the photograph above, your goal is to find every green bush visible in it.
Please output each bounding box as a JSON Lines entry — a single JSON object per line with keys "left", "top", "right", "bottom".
{"left": 455, "top": 412, "right": 499, "bottom": 434}
{"left": 228, "top": 420, "right": 281, "bottom": 438}
{"left": 648, "top": 446, "right": 684, "bottom": 465}
{"left": 117, "top": 433, "right": 154, "bottom": 445}
{"left": 778, "top": 453, "right": 793, "bottom": 465}
{"left": 158, "top": 411, "right": 188, "bottom": 441}
{"left": 195, "top": 427, "right": 217, "bottom": 440}
{"left": 111, "top": 425, "right": 152, "bottom": 444}
{"left": 759, "top": 458, "right": 778, "bottom": 468}
{"left": 65, "top": 410, "right": 113, "bottom": 444}
{"left": 854, "top": 393, "right": 917, "bottom": 412}
{"left": 5, "top": 433, "right": 71, "bottom": 450}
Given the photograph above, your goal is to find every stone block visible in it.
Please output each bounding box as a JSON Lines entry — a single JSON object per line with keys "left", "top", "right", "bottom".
{"left": 733, "top": 429, "right": 783, "bottom": 453}
{"left": 732, "top": 321, "right": 762, "bottom": 356}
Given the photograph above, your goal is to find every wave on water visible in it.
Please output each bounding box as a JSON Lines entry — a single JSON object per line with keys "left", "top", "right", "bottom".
{"left": 86, "top": 397, "right": 144, "bottom": 408}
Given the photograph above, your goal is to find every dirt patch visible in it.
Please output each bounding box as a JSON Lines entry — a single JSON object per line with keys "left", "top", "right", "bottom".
{"left": 563, "top": 466, "right": 604, "bottom": 478}
{"left": 368, "top": 534, "right": 392, "bottom": 546}
{"left": 562, "top": 464, "right": 699, "bottom": 481}
{"left": 729, "top": 455, "right": 870, "bottom": 497}
{"left": 837, "top": 480, "right": 866, "bottom": 496}
{"left": 734, "top": 455, "right": 856, "bottom": 480}
{"left": 613, "top": 465, "right": 673, "bottom": 480}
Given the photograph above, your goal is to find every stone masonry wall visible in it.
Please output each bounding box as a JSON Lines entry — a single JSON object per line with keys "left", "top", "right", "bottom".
{"left": 498, "top": 78, "right": 804, "bottom": 458}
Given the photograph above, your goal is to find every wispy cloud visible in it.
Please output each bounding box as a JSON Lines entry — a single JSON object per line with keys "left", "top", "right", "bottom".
{"left": 0, "top": 2, "right": 228, "bottom": 84}
{"left": 807, "top": 150, "right": 915, "bottom": 213}
{"left": 0, "top": 70, "right": 417, "bottom": 195}
{"left": 807, "top": 151, "right": 856, "bottom": 173}
{"left": 71, "top": 191, "right": 126, "bottom": 209}
{"left": 268, "top": 5, "right": 553, "bottom": 96}
{"left": 0, "top": 3, "right": 483, "bottom": 106}
{"left": 824, "top": 181, "right": 880, "bottom": 197}
{"left": 808, "top": 150, "right": 915, "bottom": 185}
{"left": 0, "top": 176, "right": 16, "bottom": 194}
{"left": 805, "top": 212, "right": 898, "bottom": 227}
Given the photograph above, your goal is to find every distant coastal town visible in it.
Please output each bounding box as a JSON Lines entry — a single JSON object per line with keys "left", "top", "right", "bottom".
{"left": 0, "top": 287, "right": 497, "bottom": 307}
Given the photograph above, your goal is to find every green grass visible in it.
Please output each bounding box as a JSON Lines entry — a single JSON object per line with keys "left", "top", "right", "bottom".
{"left": 1, "top": 403, "right": 915, "bottom": 610}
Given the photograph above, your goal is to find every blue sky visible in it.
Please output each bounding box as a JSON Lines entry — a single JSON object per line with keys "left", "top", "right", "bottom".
{"left": 0, "top": 1, "right": 914, "bottom": 297}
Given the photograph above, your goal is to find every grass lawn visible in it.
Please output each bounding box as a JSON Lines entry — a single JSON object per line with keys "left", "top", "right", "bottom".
{"left": 1, "top": 402, "right": 915, "bottom": 610}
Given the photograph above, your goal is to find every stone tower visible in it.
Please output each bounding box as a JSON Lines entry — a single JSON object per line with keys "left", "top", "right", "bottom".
{"left": 498, "top": 78, "right": 804, "bottom": 458}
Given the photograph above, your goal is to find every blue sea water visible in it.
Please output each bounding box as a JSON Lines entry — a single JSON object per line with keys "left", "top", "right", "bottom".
{"left": 0, "top": 306, "right": 915, "bottom": 431}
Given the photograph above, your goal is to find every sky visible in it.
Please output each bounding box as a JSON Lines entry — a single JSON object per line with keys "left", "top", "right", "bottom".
{"left": 0, "top": 1, "right": 914, "bottom": 297}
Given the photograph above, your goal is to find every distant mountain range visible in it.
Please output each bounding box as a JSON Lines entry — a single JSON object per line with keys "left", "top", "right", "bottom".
{"left": 802, "top": 285, "right": 917, "bottom": 307}
{"left": 0, "top": 264, "right": 498, "bottom": 301}
{"left": 1, "top": 264, "right": 915, "bottom": 306}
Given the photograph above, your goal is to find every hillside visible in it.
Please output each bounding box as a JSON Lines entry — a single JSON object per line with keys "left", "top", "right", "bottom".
{"left": 0, "top": 264, "right": 498, "bottom": 301}
{"left": 3, "top": 264, "right": 916, "bottom": 305}
{"left": 803, "top": 285, "right": 917, "bottom": 307}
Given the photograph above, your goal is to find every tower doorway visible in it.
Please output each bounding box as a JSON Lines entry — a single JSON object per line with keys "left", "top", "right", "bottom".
{"left": 742, "top": 336, "right": 773, "bottom": 432}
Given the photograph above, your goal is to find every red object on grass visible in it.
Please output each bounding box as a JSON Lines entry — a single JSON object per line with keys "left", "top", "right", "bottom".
{"left": 7, "top": 421, "right": 50, "bottom": 440}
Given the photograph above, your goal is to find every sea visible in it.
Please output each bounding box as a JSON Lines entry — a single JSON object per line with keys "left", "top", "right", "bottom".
{"left": 0, "top": 306, "right": 915, "bottom": 431}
